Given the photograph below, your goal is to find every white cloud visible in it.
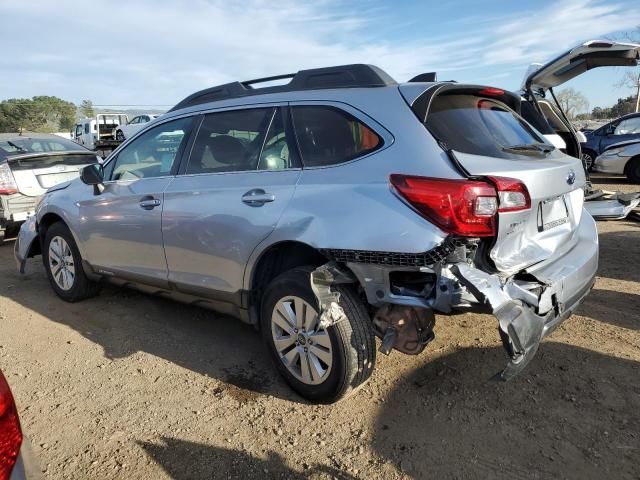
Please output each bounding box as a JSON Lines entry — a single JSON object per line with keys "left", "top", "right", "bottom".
{"left": 0, "top": 0, "right": 638, "bottom": 106}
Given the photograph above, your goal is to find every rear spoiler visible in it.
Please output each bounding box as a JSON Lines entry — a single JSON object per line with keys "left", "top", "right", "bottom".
{"left": 402, "top": 83, "right": 522, "bottom": 123}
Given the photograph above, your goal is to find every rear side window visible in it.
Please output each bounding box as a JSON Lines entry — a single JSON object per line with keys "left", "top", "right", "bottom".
{"left": 292, "top": 106, "right": 381, "bottom": 167}
{"left": 425, "top": 94, "right": 547, "bottom": 159}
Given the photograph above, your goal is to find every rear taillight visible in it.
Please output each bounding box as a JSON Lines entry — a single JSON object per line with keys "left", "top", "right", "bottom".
{"left": 0, "top": 371, "right": 22, "bottom": 480}
{"left": 488, "top": 176, "right": 531, "bottom": 212}
{"left": 390, "top": 174, "right": 531, "bottom": 237}
{"left": 390, "top": 175, "right": 498, "bottom": 236}
{"left": 0, "top": 164, "right": 18, "bottom": 195}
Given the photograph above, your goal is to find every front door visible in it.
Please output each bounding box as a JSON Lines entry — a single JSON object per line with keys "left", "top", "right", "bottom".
{"left": 76, "top": 116, "right": 194, "bottom": 286}
{"left": 162, "top": 106, "right": 301, "bottom": 303}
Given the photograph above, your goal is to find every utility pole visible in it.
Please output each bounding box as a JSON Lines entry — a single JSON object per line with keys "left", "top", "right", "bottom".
{"left": 636, "top": 72, "right": 640, "bottom": 113}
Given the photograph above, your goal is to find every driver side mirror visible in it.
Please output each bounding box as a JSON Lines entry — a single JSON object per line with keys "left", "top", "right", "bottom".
{"left": 80, "top": 164, "right": 104, "bottom": 195}
{"left": 605, "top": 125, "right": 615, "bottom": 136}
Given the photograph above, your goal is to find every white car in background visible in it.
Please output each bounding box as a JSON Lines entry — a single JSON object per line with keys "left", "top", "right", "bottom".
{"left": 593, "top": 140, "right": 640, "bottom": 183}
{"left": 115, "top": 114, "right": 159, "bottom": 141}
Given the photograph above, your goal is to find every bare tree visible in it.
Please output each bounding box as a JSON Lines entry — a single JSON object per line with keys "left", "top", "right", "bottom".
{"left": 555, "top": 88, "right": 589, "bottom": 120}
{"left": 615, "top": 27, "right": 640, "bottom": 112}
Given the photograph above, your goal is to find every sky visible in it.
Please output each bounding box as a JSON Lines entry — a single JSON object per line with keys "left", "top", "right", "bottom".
{"left": 1, "top": 0, "right": 639, "bottom": 112}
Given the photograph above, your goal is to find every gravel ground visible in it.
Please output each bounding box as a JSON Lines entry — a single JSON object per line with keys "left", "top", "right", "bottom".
{"left": 0, "top": 174, "right": 638, "bottom": 480}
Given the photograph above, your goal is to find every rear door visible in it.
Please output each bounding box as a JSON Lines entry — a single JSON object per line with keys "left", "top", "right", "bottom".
{"left": 421, "top": 87, "right": 586, "bottom": 273}
{"left": 162, "top": 106, "right": 301, "bottom": 303}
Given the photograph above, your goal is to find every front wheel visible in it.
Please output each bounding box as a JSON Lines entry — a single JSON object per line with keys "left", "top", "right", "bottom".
{"left": 261, "top": 267, "right": 376, "bottom": 403}
{"left": 626, "top": 157, "right": 640, "bottom": 184}
{"left": 43, "top": 222, "right": 100, "bottom": 302}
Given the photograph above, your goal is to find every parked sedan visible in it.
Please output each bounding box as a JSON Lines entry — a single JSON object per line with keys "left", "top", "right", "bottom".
{"left": 0, "top": 133, "right": 99, "bottom": 242}
{"left": 0, "top": 369, "right": 41, "bottom": 480}
{"left": 581, "top": 113, "right": 640, "bottom": 168}
{"left": 593, "top": 140, "right": 640, "bottom": 182}
{"left": 115, "top": 114, "right": 159, "bottom": 141}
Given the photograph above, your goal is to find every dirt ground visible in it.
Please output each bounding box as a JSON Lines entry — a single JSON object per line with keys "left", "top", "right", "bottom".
{"left": 0, "top": 174, "right": 638, "bottom": 480}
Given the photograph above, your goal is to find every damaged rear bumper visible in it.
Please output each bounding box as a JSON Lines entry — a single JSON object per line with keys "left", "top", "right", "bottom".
{"left": 452, "top": 212, "right": 598, "bottom": 380}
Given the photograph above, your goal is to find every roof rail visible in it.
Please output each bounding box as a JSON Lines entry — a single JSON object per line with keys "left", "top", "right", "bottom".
{"left": 169, "top": 64, "right": 396, "bottom": 112}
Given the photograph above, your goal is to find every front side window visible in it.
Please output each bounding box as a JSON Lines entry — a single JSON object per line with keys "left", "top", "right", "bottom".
{"left": 292, "top": 106, "right": 381, "bottom": 167}
{"left": 615, "top": 117, "right": 640, "bottom": 135}
{"left": 75, "top": 125, "right": 83, "bottom": 137}
{"left": 425, "top": 94, "right": 548, "bottom": 159}
{"left": 106, "top": 117, "right": 192, "bottom": 181}
{"left": 186, "top": 107, "right": 278, "bottom": 174}
{"left": 84, "top": 124, "right": 90, "bottom": 134}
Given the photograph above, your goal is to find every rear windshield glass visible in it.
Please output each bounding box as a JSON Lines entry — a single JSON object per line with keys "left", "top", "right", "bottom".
{"left": 425, "top": 94, "right": 548, "bottom": 159}
{"left": 0, "top": 136, "right": 87, "bottom": 159}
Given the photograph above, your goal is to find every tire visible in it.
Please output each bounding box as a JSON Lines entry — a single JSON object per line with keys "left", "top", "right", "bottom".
{"left": 581, "top": 151, "right": 595, "bottom": 171}
{"left": 261, "top": 267, "right": 376, "bottom": 403}
{"left": 116, "top": 130, "right": 125, "bottom": 142}
{"left": 43, "top": 222, "right": 100, "bottom": 302}
{"left": 626, "top": 157, "right": 640, "bottom": 184}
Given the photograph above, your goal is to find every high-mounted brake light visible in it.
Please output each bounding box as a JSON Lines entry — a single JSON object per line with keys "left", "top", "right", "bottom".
{"left": 390, "top": 175, "right": 498, "bottom": 237}
{"left": 0, "top": 164, "right": 18, "bottom": 195}
{"left": 478, "top": 87, "right": 505, "bottom": 97}
{"left": 0, "top": 371, "right": 22, "bottom": 480}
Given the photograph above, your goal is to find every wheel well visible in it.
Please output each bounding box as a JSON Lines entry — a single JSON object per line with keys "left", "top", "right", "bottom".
{"left": 624, "top": 155, "right": 640, "bottom": 175}
{"left": 249, "top": 241, "right": 328, "bottom": 325}
{"left": 38, "top": 213, "right": 65, "bottom": 244}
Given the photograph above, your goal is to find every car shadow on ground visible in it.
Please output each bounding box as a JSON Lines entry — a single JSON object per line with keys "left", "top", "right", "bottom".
{"left": 371, "top": 343, "right": 640, "bottom": 480}
{"left": 138, "top": 436, "right": 359, "bottom": 480}
{"left": 0, "top": 243, "right": 301, "bottom": 404}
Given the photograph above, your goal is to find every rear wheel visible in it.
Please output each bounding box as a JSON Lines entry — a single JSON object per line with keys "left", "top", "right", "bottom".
{"left": 43, "top": 222, "right": 100, "bottom": 302}
{"left": 261, "top": 267, "right": 375, "bottom": 403}
{"left": 116, "top": 130, "right": 125, "bottom": 142}
{"left": 626, "top": 157, "right": 640, "bottom": 184}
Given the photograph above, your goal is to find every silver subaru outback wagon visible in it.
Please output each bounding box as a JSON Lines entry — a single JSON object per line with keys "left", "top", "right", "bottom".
{"left": 15, "top": 65, "right": 598, "bottom": 403}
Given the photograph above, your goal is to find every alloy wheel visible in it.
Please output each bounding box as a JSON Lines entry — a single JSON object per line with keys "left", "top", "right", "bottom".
{"left": 271, "top": 296, "right": 333, "bottom": 385}
{"left": 48, "top": 236, "right": 75, "bottom": 291}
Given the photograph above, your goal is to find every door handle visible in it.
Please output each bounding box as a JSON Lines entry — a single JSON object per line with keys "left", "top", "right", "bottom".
{"left": 139, "top": 197, "right": 161, "bottom": 210}
{"left": 242, "top": 189, "right": 275, "bottom": 207}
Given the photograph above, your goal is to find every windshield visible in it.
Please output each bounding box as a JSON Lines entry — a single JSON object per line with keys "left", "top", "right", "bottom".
{"left": 425, "top": 94, "right": 550, "bottom": 159}
{"left": 0, "top": 136, "right": 88, "bottom": 160}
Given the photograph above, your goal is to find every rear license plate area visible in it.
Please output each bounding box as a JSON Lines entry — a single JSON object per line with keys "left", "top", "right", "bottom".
{"left": 537, "top": 195, "right": 569, "bottom": 232}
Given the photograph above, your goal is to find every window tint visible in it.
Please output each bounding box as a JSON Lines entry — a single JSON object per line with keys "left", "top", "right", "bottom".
{"left": 425, "top": 94, "right": 547, "bottom": 159}
{"left": 107, "top": 117, "right": 192, "bottom": 181}
{"left": 186, "top": 108, "right": 278, "bottom": 174}
{"left": 615, "top": 117, "right": 640, "bottom": 135}
{"left": 292, "top": 106, "right": 381, "bottom": 167}
{"left": 84, "top": 124, "right": 90, "bottom": 134}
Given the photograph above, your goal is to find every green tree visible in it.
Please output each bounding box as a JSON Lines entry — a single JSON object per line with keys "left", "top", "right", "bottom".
{"left": 0, "top": 96, "right": 76, "bottom": 133}
{"left": 555, "top": 88, "right": 589, "bottom": 120}
{"left": 80, "top": 99, "right": 95, "bottom": 118}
